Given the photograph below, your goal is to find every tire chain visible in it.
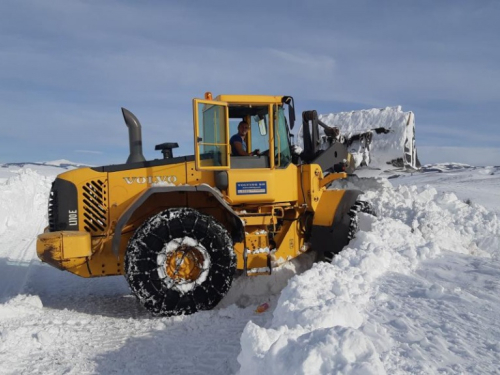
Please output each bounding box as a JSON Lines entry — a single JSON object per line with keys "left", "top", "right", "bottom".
{"left": 125, "top": 208, "right": 236, "bottom": 316}
{"left": 324, "top": 200, "right": 375, "bottom": 263}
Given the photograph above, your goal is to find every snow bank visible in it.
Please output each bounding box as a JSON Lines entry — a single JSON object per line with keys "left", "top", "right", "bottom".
{"left": 44, "top": 159, "right": 79, "bottom": 167}
{"left": 237, "top": 179, "right": 500, "bottom": 374}
{"left": 0, "top": 168, "right": 52, "bottom": 242}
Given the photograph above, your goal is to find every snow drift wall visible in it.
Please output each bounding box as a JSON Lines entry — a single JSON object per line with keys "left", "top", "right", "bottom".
{"left": 237, "top": 179, "right": 500, "bottom": 374}
{"left": 0, "top": 169, "right": 52, "bottom": 240}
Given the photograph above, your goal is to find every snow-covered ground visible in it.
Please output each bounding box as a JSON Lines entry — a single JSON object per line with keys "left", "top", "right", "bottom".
{"left": 1, "top": 162, "right": 499, "bottom": 374}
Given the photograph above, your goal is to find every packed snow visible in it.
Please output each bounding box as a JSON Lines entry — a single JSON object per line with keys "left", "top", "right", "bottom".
{"left": 1, "top": 162, "right": 499, "bottom": 374}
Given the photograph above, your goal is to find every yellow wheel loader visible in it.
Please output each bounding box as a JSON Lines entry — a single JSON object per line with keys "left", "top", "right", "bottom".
{"left": 36, "top": 92, "right": 375, "bottom": 316}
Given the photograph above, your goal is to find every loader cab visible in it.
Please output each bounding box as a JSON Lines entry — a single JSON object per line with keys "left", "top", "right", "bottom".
{"left": 228, "top": 105, "right": 270, "bottom": 168}
{"left": 192, "top": 94, "right": 293, "bottom": 171}
{"left": 193, "top": 93, "right": 298, "bottom": 204}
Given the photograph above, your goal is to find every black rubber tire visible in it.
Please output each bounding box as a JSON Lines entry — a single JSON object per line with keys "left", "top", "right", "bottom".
{"left": 346, "top": 200, "right": 375, "bottom": 241}
{"left": 124, "top": 208, "right": 236, "bottom": 316}
{"left": 323, "top": 200, "right": 375, "bottom": 263}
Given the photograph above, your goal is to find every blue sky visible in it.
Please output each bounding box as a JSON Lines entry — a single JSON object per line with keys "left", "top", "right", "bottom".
{"left": 1, "top": 0, "right": 499, "bottom": 166}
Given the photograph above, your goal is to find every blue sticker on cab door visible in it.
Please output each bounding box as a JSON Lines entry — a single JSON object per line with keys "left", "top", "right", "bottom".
{"left": 236, "top": 181, "right": 267, "bottom": 195}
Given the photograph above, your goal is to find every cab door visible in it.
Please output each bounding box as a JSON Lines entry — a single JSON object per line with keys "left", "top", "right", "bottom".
{"left": 192, "top": 99, "right": 230, "bottom": 171}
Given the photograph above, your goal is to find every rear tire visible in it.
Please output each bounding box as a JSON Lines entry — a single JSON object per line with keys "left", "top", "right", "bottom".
{"left": 125, "top": 208, "right": 236, "bottom": 316}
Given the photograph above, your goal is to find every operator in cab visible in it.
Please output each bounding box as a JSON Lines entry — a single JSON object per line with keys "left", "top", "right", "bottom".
{"left": 230, "top": 121, "right": 260, "bottom": 156}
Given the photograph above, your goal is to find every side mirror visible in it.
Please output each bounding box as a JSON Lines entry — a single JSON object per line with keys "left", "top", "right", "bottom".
{"left": 258, "top": 119, "right": 267, "bottom": 135}
{"left": 253, "top": 115, "right": 268, "bottom": 136}
{"left": 282, "top": 96, "right": 296, "bottom": 130}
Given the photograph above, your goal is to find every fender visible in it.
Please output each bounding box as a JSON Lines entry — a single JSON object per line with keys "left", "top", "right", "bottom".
{"left": 311, "top": 189, "right": 363, "bottom": 255}
{"left": 112, "top": 184, "right": 244, "bottom": 257}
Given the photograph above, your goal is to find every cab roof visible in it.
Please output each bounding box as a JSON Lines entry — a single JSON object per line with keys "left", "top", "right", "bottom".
{"left": 214, "top": 94, "right": 285, "bottom": 105}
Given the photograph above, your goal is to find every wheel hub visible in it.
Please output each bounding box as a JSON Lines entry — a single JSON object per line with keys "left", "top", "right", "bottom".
{"left": 164, "top": 244, "right": 205, "bottom": 282}
{"left": 157, "top": 236, "right": 211, "bottom": 294}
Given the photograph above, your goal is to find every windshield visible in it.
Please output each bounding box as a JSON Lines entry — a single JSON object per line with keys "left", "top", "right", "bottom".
{"left": 274, "top": 106, "right": 292, "bottom": 168}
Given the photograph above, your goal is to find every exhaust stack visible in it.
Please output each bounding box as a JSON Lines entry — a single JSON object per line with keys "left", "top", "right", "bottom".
{"left": 122, "top": 108, "right": 146, "bottom": 164}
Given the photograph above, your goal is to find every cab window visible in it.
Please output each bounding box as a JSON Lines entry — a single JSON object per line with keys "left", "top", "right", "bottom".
{"left": 274, "top": 106, "right": 292, "bottom": 168}
{"left": 195, "top": 101, "right": 229, "bottom": 168}
{"left": 228, "top": 105, "right": 270, "bottom": 168}
{"left": 250, "top": 111, "right": 269, "bottom": 153}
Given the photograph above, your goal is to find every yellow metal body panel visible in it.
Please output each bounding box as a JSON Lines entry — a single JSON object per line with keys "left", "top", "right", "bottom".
{"left": 226, "top": 164, "right": 298, "bottom": 205}
{"left": 233, "top": 241, "right": 245, "bottom": 269}
{"left": 62, "top": 231, "right": 92, "bottom": 258}
{"left": 37, "top": 231, "right": 91, "bottom": 271}
{"left": 215, "top": 94, "right": 284, "bottom": 105}
{"left": 271, "top": 215, "right": 303, "bottom": 265}
{"left": 106, "top": 162, "right": 191, "bottom": 226}
{"left": 297, "top": 164, "right": 323, "bottom": 211}
{"left": 245, "top": 231, "right": 270, "bottom": 274}
{"left": 246, "top": 232, "right": 268, "bottom": 252}
{"left": 313, "top": 190, "right": 346, "bottom": 226}
{"left": 240, "top": 215, "right": 276, "bottom": 226}
{"left": 233, "top": 227, "right": 271, "bottom": 270}
{"left": 319, "top": 172, "right": 348, "bottom": 189}
{"left": 245, "top": 252, "right": 270, "bottom": 275}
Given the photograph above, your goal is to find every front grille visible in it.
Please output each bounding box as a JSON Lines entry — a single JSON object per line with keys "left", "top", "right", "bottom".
{"left": 46, "top": 178, "right": 78, "bottom": 231}
{"left": 82, "top": 180, "right": 107, "bottom": 233}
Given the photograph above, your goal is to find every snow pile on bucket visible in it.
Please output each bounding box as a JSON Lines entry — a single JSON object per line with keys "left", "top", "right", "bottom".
{"left": 320, "top": 106, "right": 417, "bottom": 171}
{"left": 237, "top": 181, "right": 500, "bottom": 374}
{"left": 297, "top": 106, "right": 419, "bottom": 175}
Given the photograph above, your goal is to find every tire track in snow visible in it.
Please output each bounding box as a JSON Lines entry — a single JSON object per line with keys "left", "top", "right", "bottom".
{"left": 14, "top": 255, "right": 284, "bottom": 374}
{"left": 92, "top": 307, "right": 270, "bottom": 375}
{"left": 2, "top": 277, "right": 272, "bottom": 375}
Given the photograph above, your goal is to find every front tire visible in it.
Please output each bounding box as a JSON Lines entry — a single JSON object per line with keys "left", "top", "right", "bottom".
{"left": 125, "top": 208, "right": 236, "bottom": 316}
{"left": 323, "top": 200, "right": 375, "bottom": 263}
{"left": 346, "top": 200, "right": 375, "bottom": 241}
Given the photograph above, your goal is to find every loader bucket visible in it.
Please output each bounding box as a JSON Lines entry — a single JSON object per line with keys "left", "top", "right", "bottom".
{"left": 320, "top": 106, "right": 420, "bottom": 173}
{"left": 297, "top": 106, "right": 421, "bottom": 176}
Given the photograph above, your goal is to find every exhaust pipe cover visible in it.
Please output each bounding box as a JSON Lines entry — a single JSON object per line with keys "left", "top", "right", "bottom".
{"left": 122, "top": 108, "right": 146, "bottom": 164}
